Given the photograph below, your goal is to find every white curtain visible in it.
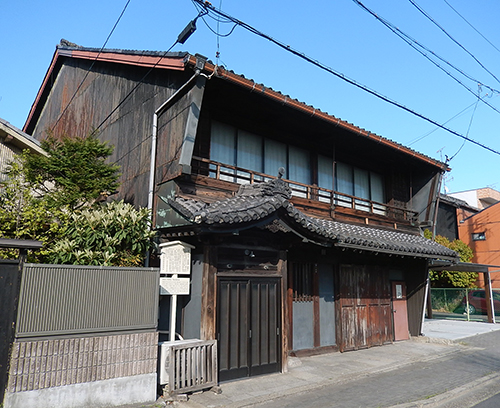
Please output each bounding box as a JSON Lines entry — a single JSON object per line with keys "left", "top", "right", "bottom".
{"left": 289, "top": 146, "right": 310, "bottom": 197}
{"left": 237, "top": 130, "right": 263, "bottom": 173}
{"left": 210, "top": 121, "right": 236, "bottom": 181}
{"left": 318, "top": 155, "right": 333, "bottom": 190}
{"left": 211, "top": 121, "right": 236, "bottom": 165}
{"left": 318, "top": 155, "right": 334, "bottom": 203}
{"left": 264, "top": 139, "right": 287, "bottom": 178}
{"left": 370, "top": 172, "right": 386, "bottom": 215}
{"left": 288, "top": 146, "right": 310, "bottom": 184}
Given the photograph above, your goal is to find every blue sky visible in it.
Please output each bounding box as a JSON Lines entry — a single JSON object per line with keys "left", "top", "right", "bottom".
{"left": 1, "top": 0, "right": 499, "bottom": 194}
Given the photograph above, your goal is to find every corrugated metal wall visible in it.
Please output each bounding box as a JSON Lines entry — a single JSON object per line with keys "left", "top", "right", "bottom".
{"left": 16, "top": 264, "right": 159, "bottom": 338}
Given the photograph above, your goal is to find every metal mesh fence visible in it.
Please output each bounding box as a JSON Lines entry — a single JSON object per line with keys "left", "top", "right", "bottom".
{"left": 430, "top": 287, "right": 500, "bottom": 321}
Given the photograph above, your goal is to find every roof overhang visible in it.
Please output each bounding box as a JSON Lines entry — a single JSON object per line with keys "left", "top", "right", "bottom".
{"left": 24, "top": 43, "right": 449, "bottom": 172}
{"left": 166, "top": 178, "right": 458, "bottom": 261}
{"left": 184, "top": 55, "right": 450, "bottom": 172}
{"left": 0, "top": 118, "right": 46, "bottom": 155}
{"left": 428, "top": 260, "right": 500, "bottom": 273}
{"left": 0, "top": 238, "right": 43, "bottom": 250}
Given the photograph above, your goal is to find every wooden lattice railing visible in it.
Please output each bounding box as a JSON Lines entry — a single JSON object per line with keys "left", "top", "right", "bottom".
{"left": 191, "top": 157, "right": 418, "bottom": 223}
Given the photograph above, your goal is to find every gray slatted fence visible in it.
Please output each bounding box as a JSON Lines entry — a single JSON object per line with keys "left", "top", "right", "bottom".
{"left": 168, "top": 340, "right": 217, "bottom": 395}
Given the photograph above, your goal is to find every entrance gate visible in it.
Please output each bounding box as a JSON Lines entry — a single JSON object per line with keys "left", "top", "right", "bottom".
{"left": 217, "top": 277, "right": 281, "bottom": 382}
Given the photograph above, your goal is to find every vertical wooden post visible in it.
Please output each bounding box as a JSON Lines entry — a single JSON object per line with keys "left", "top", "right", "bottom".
{"left": 484, "top": 271, "right": 495, "bottom": 324}
{"left": 279, "top": 251, "right": 289, "bottom": 373}
{"left": 200, "top": 245, "right": 217, "bottom": 340}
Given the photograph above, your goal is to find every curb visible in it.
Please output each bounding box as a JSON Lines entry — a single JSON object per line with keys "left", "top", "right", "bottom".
{"left": 387, "top": 372, "right": 500, "bottom": 408}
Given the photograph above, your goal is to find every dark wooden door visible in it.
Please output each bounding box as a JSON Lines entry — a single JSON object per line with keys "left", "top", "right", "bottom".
{"left": 217, "top": 277, "right": 281, "bottom": 381}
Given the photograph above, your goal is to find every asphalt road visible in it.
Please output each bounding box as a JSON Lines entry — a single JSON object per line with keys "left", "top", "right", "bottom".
{"left": 252, "top": 330, "right": 500, "bottom": 408}
{"left": 472, "top": 393, "right": 500, "bottom": 408}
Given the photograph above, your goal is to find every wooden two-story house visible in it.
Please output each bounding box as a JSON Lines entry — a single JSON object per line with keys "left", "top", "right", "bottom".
{"left": 25, "top": 42, "right": 458, "bottom": 382}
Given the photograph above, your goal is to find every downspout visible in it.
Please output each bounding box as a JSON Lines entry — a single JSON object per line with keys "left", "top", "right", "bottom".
{"left": 146, "top": 63, "right": 209, "bottom": 265}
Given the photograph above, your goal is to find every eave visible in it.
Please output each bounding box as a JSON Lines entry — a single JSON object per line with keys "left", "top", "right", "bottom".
{"left": 184, "top": 55, "right": 450, "bottom": 172}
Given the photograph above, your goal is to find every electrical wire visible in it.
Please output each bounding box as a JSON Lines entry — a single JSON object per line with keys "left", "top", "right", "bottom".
{"left": 192, "top": 0, "right": 500, "bottom": 157}
{"left": 407, "top": 99, "right": 480, "bottom": 146}
{"left": 352, "top": 0, "right": 500, "bottom": 116}
{"left": 443, "top": 0, "right": 500, "bottom": 55}
{"left": 94, "top": 40, "right": 178, "bottom": 133}
{"left": 408, "top": 0, "right": 500, "bottom": 86}
{"left": 50, "top": 0, "right": 132, "bottom": 133}
{"left": 94, "top": 8, "right": 211, "bottom": 133}
{"left": 448, "top": 91, "right": 481, "bottom": 162}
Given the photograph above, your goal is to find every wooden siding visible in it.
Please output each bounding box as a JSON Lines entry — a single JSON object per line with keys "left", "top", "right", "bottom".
{"left": 336, "top": 264, "right": 392, "bottom": 352}
{"left": 155, "top": 76, "right": 206, "bottom": 185}
{"left": 0, "top": 142, "right": 20, "bottom": 183}
{"left": 30, "top": 58, "right": 193, "bottom": 208}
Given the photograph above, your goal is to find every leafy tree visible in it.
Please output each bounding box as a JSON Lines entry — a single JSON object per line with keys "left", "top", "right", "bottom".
{"left": 0, "top": 155, "right": 68, "bottom": 261}
{"left": 23, "top": 133, "right": 120, "bottom": 210}
{"left": 424, "top": 230, "right": 476, "bottom": 288}
{"left": 0, "top": 134, "right": 154, "bottom": 265}
{"left": 45, "top": 201, "right": 156, "bottom": 266}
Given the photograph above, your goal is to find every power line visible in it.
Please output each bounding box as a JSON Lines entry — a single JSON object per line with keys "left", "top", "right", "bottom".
{"left": 448, "top": 92, "right": 481, "bottom": 162}
{"left": 352, "top": 0, "right": 500, "bottom": 116}
{"left": 94, "top": 40, "right": 178, "bottom": 133}
{"left": 94, "top": 9, "right": 207, "bottom": 133}
{"left": 51, "top": 0, "right": 132, "bottom": 132}
{"left": 192, "top": 0, "right": 500, "bottom": 157}
{"left": 408, "top": 0, "right": 500, "bottom": 86}
{"left": 443, "top": 0, "right": 500, "bottom": 55}
{"left": 408, "top": 99, "right": 480, "bottom": 146}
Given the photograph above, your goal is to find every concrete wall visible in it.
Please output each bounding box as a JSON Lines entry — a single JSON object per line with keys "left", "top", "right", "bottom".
{"left": 4, "top": 332, "right": 158, "bottom": 408}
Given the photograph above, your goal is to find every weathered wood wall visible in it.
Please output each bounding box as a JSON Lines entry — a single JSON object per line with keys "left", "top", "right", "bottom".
{"left": 31, "top": 58, "right": 193, "bottom": 208}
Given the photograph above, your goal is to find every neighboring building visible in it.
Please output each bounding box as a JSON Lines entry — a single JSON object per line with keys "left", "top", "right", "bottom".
{"left": 24, "top": 42, "right": 458, "bottom": 382}
{"left": 449, "top": 187, "right": 500, "bottom": 211}
{"left": 0, "top": 117, "right": 46, "bottom": 181}
{"left": 436, "top": 194, "right": 478, "bottom": 241}
{"left": 459, "top": 202, "right": 500, "bottom": 288}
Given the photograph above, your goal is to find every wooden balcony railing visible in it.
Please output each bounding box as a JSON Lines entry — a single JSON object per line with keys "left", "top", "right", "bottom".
{"left": 191, "top": 157, "right": 418, "bottom": 223}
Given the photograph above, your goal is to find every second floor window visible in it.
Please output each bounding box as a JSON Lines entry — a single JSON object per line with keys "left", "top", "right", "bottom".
{"left": 210, "top": 121, "right": 385, "bottom": 207}
{"left": 211, "top": 121, "right": 311, "bottom": 186}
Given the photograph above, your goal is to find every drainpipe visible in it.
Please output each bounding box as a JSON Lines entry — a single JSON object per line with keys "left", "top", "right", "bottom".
{"left": 145, "top": 60, "right": 209, "bottom": 265}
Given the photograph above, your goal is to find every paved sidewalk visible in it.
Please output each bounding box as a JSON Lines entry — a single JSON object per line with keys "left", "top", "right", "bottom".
{"left": 166, "top": 319, "right": 500, "bottom": 408}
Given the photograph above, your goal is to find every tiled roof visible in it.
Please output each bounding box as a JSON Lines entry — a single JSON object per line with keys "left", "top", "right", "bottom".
{"left": 168, "top": 178, "right": 458, "bottom": 260}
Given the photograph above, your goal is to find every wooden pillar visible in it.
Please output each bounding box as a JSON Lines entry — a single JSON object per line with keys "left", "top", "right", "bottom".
{"left": 200, "top": 245, "right": 217, "bottom": 340}
{"left": 484, "top": 271, "right": 495, "bottom": 324}
{"left": 279, "top": 251, "right": 289, "bottom": 373}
